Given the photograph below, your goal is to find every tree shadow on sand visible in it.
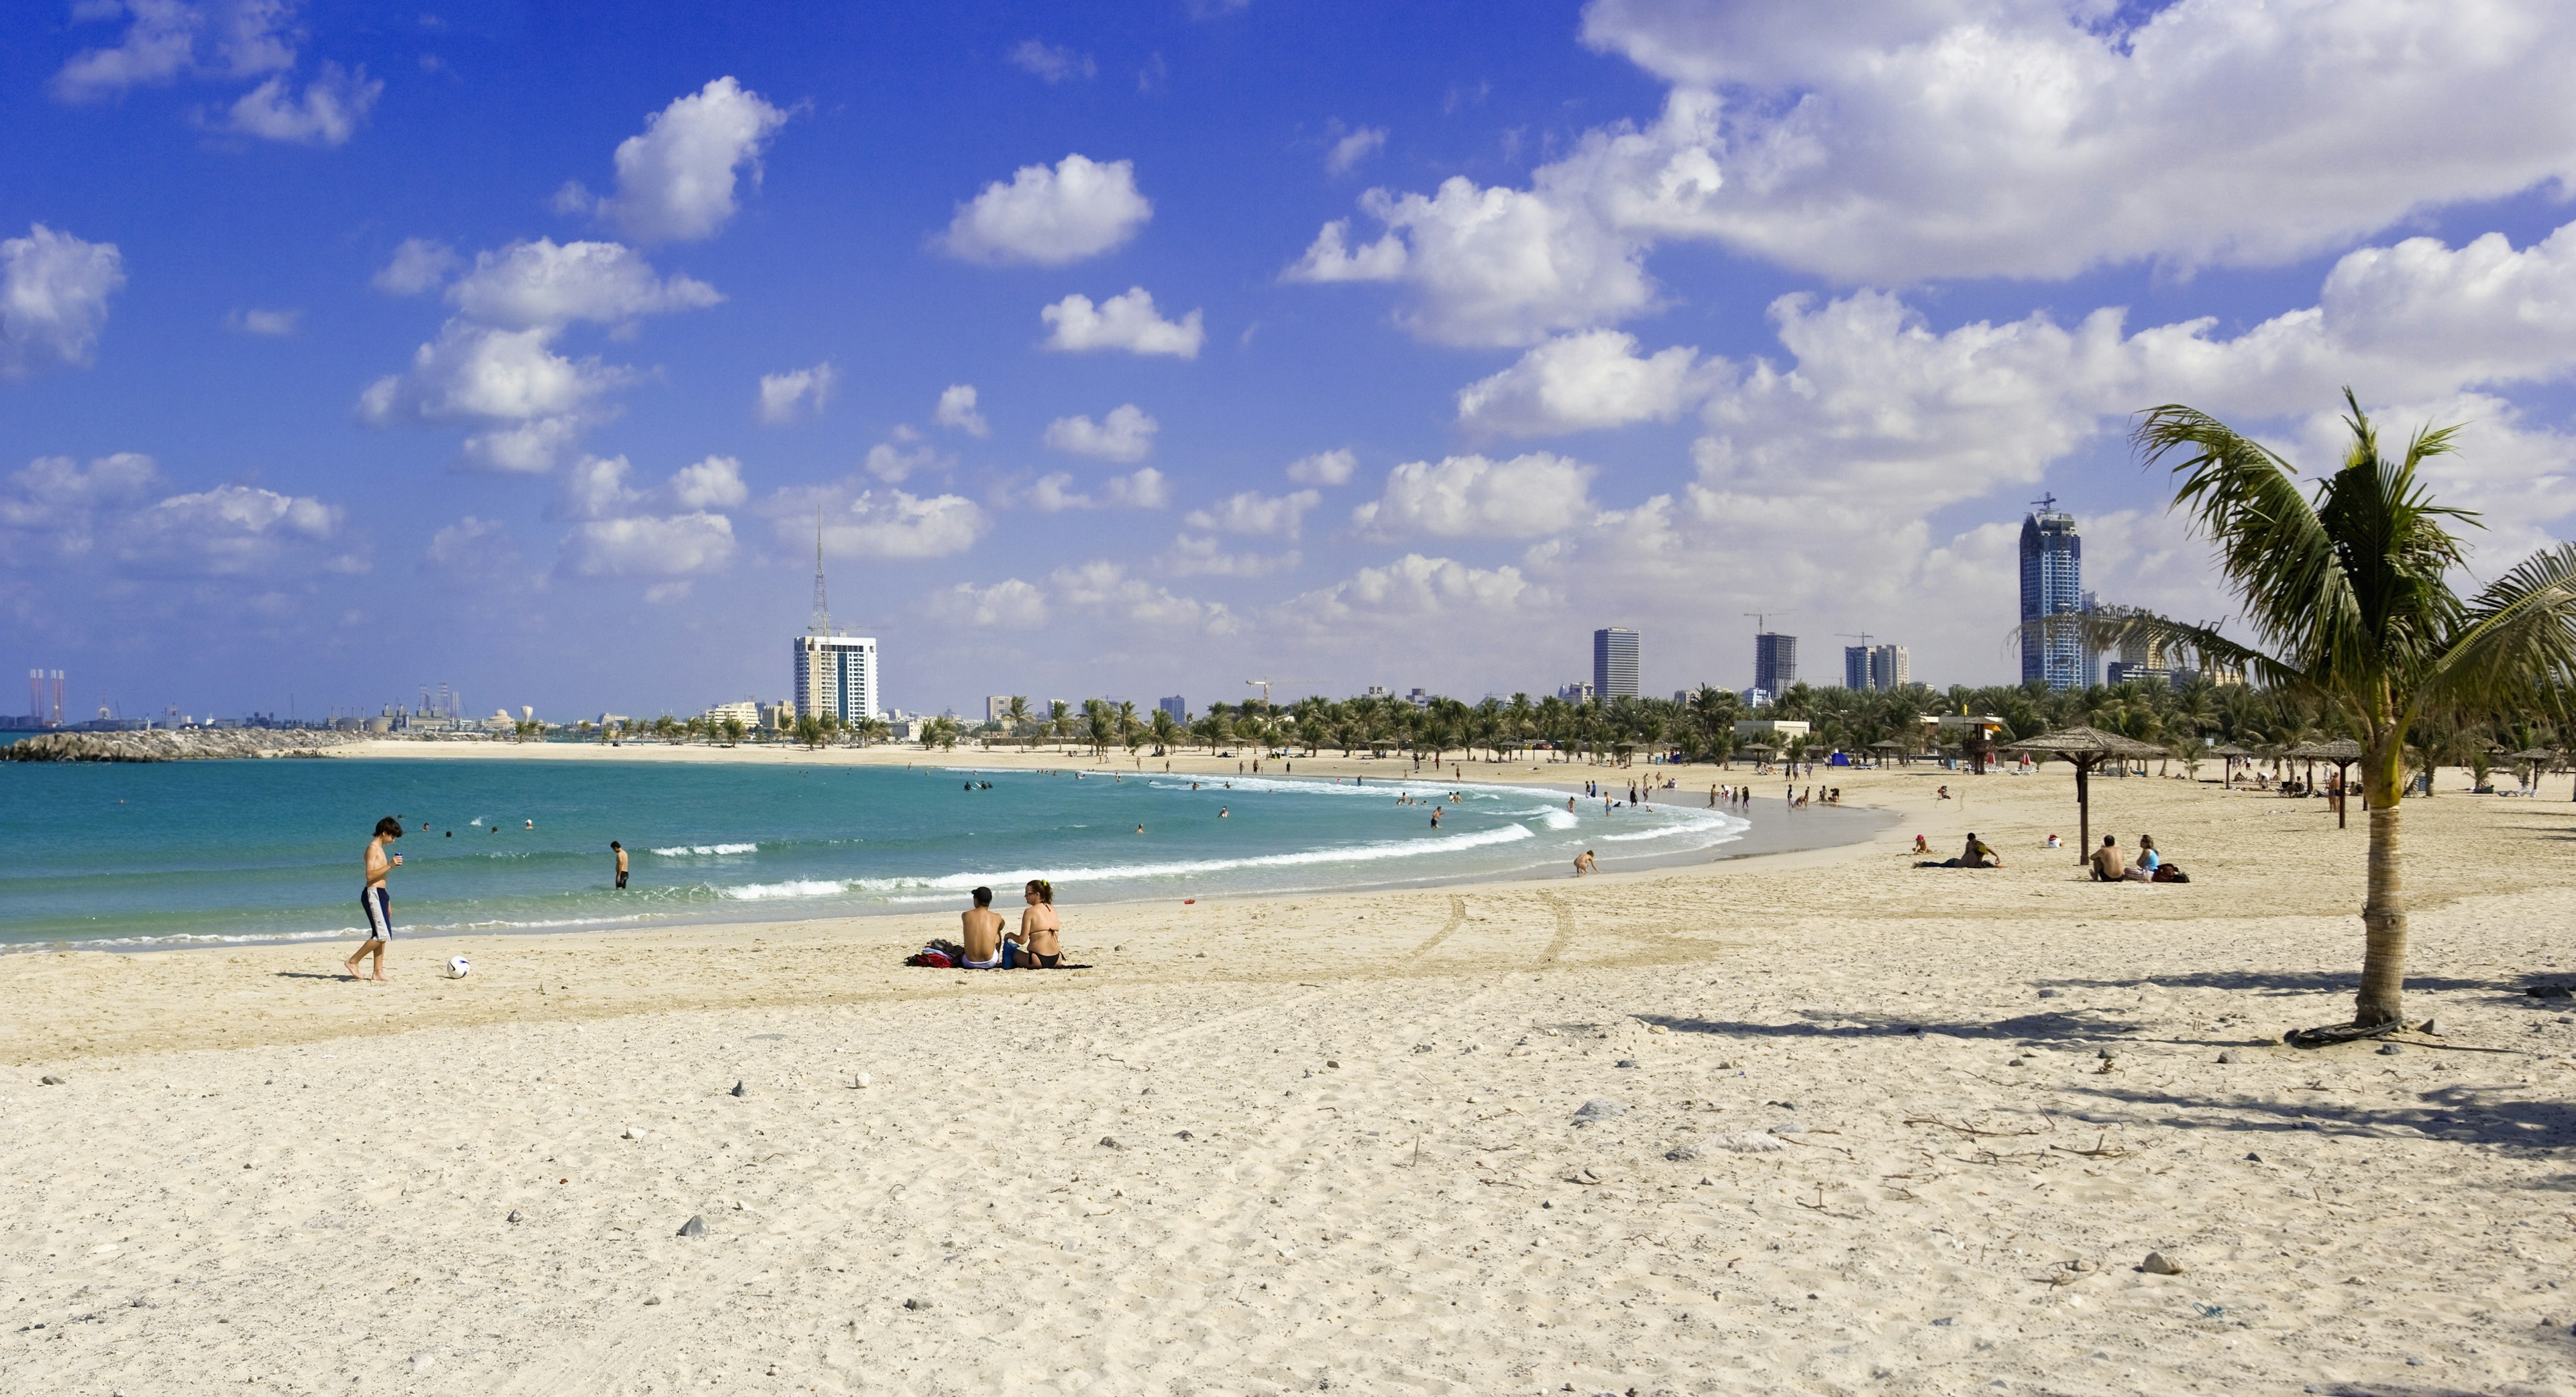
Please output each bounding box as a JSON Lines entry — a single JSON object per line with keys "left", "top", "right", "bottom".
{"left": 2065, "top": 1080, "right": 2576, "bottom": 1154}
{"left": 2029, "top": 970, "right": 2498, "bottom": 996}
{"left": 1642, "top": 1007, "right": 2164, "bottom": 1046}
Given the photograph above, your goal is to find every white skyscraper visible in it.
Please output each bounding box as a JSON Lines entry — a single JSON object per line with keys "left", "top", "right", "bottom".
{"left": 792, "top": 511, "right": 879, "bottom": 722}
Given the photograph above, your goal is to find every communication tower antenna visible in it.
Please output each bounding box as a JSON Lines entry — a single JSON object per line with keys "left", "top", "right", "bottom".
{"left": 808, "top": 505, "right": 833, "bottom": 634}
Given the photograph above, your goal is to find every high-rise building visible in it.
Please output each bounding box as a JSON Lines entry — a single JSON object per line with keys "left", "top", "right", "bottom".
{"left": 1593, "top": 627, "right": 1639, "bottom": 700}
{"left": 792, "top": 513, "right": 880, "bottom": 722}
{"left": 1842, "top": 642, "right": 1909, "bottom": 691}
{"left": 1559, "top": 681, "right": 1595, "bottom": 704}
{"left": 1754, "top": 632, "right": 1798, "bottom": 694}
{"left": 1157, "top": 695, "right": 1186, "bottom": 721}
{"left": 1870, "top": 644, "right": 1909, "bottom": 691}
{"left": 2019, "top": 497, "right": 2084, "bottom": 690}
{"left": 985, "top": 696, "right": 1012, "bottom": 722}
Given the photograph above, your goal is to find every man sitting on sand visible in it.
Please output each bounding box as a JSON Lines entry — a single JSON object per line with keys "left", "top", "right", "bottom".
{"left": 960, "top": 886, "right": 1005, "bottom": 969}
{"left": 2090, "top": 834, "right": 2127, "bottom": 882}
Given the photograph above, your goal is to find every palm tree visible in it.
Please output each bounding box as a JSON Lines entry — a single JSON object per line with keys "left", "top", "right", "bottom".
{"left": 1148, "top": 707, "right": 1179, "bottom": 755}
{"left": 2100, "top": 391, "right": 2576, "bottom": 1037}
{"left": 1005, "top": 695, "right": 1031, "bottom": 739}
{"left": 1048, "top": 700, "right": 1073, "bottom": 752}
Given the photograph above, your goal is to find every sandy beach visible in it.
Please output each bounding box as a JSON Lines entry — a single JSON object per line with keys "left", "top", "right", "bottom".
{"left": 4, "top": 755, "right": 2573, "bottom": 1396}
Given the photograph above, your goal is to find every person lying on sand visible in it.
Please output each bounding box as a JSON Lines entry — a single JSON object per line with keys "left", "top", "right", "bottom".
{"left": 960, "top": 886, "right": 1006, "bottom": 968}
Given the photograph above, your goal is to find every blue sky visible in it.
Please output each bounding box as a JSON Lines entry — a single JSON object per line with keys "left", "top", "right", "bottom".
{"left": 7, "top": 0, "right": 2575, "bottom": 722}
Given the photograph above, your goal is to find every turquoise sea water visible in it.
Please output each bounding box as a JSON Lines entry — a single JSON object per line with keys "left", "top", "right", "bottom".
{"left": 0, "top": 759, "right": 1767, "bottom": 950}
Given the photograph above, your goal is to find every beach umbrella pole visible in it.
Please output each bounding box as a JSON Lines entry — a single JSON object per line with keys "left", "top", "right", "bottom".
{"left": 2076, "top": 759, "right": 2090, "bottom": 864}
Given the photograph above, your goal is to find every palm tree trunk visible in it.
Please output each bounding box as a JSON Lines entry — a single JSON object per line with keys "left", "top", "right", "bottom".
{"left": 2354, "top": 732, "right": 2408, "bottom": 1027}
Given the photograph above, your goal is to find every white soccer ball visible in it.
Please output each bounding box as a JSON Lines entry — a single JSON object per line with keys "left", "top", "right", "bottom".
{"left": 446, "top": 956, "right": 472, "bottom": 979}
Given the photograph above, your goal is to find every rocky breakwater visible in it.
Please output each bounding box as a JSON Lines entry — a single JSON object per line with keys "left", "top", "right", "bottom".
{"left": 3, "top": 728, "right": 368, "bottom": 762}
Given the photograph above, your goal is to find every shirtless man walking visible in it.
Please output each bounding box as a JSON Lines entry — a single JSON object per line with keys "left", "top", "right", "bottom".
{"left": 612, "top": 840, "right": 629, "bottom": 889}
{"left": 345, "top": 816, "right": 403, "bottom": 981}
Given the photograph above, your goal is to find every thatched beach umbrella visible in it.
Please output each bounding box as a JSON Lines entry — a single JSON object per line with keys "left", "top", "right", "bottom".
{"left": 2002, "top": 726, "right": 2167, "bottom": 862}
{"left": 1869, "top": 739, "right": 1907, "bottom": 767}
{"left": 2208, "top": 741, "right": 2253, "bottom": 785}
{"left": 2284, "top": 738, "right": 2366, "bottom": 827}
{"left": 2502, "top": 746, "right": 2561, "bottom": 795}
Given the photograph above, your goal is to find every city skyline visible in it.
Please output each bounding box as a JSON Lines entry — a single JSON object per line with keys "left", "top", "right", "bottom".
{"left": 6, "top": 2, "right": 2573, "bottom": 718}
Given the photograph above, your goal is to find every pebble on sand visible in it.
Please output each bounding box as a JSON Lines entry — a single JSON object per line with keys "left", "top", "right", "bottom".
{"left": 622, "top": 1126, "right": 647, "bottom": 1141}
{"left": 730, "top": 1080, "right": 748, "bottom": 1097}
{"left": 1098, "top": 1135, "right": 1120, "bottom": 1149}
{"left": 2377, "top": 1043, "right": 2404, "bottom": 1056}
{"left": 40, "top": 1074, "right": 67, "bottom": 1085}
{"left": 506, "top": 1209, "right": 523, "bottom": 1223}
{"left": 678, "top": 1215, "right": 706, "bottom": 1237}
{"left": 2141, "top": 1251, "right": 2184, "bottom": 1276}
{"left": 904, "top": 1297, "right": 930, "bottom": 1310}
{"left": 1615, "top": 1059, "right": 1640, "bottom": 1068}
{"left": 2217, "top": 1050, "right": 2241, "bottom": 1064}
{"left": 1572, "top": 1098, "right": 1629, "bottom": 1121}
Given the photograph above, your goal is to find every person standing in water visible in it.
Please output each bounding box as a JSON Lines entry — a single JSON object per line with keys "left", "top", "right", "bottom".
{"left": 612, "top": 840, "right": 629, "bottom": 889}
{"left": 345, "top": 816, "right": 403, "bottom": 982}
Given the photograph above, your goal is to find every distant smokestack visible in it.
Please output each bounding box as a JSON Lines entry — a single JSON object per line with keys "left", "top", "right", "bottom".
{"left": 51, "top": 669, "right": 64, "bottom": 725}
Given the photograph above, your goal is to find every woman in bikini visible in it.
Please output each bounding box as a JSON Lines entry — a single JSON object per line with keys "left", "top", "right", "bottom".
{"left": 1012, "top": 878, "right": 1063, "bottom": 968}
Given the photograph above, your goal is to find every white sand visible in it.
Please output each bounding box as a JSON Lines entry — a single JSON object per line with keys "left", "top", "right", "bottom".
{"left": 5, "top": 761, "right": 2574, "bottom": 1396}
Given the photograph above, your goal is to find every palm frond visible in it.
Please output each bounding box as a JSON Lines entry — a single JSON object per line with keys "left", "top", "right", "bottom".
{"left": 2074, "top": 608, "right": 2303, "bottom": 692}
{"left": 2133, "top": 402, "right": 2355, "bottom": 667}
{"left": 2412, "top": 543, "right": 2576, "bottom": 723}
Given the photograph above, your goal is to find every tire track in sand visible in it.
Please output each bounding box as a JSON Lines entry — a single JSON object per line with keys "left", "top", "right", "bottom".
{"left": 1409, "top": 895, "right": 1469, "bottom": 957}
{"left": 1532, "top": 889, "right": 1577, "bottom": 963}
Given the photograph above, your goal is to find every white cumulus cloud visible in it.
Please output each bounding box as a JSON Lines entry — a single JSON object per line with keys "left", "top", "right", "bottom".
{"left": 219, "top": 60, "right": 379, "bottom": 146}
{"left": 762, "top": 486, "right": 989, "bottom": 561}
{"left": 1285, "top": 448, "right": 1357, "bottom": 486}
{"left": 1185, "top": 488, "right": 1320, "bottom": 539}
{"left": 926, "top": 577, "right": 1050, "bottom": 628}
{"left": 445, "top": 239, "right": 720, "bottom": 329}
{"left": 1040, "top": 287, "right": 1203, "bottom": 357}
{"left": 1352, "top": 453, "right": 1600, "bottom": 539}
{"left": 585, "top": 76, "right": 791, "bottom": 243}
{"left": 1018, "top": 466, "right": 1169, "bottom": 512}
{"left": 1007, "top": 40, "right": 1094, "bottom": 84}
{"left": 224, "top": 306, "right": 301, "bottom": 336}
{"left": 757, "top": 361, "right": 837, "bottom": 423}
{"left": 566, "top": 511, "right": 736, "bottom": 578}
{"left": 1285, "top": 553, "right": 1547, "bottom": 626}
{"left": 941, "top": 154, "right": 1152, "bottom": 266}
{"left": 51, "top": 0, "right": 299, "bottom": 102}
{"left": 1456, "top": 329, "right": 1708, "bottom": 437}
{"left": 1285, "top": 90, "right": 1721, "bottom": 346}
{"left": 1042, "top": 404, "right": 1157, "bottom": 462}
{"left": 1048, "top": 561, "right": 1237, "bottom": 634}
{"left": 934, "top": 384, "right": 989, "bottom": 437}
{"left": 1576, "top": 0, "right": 2576, "bottom": 284}
{"left": 667, "top": 454, "right": 747, "bottom": 510}
{"left": 373, "top": 237, "right": 459, "bottom": 295}
{"left": 2, "top": 224, "right": 126, "bottom": 378}
{"left": 1325, "top": 126, "right": 1387, "bottom": 174}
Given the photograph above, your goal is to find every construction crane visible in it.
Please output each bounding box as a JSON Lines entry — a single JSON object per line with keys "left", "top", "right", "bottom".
{"left": 1743, "top": 612, "right": 1784, "bottom": 633}
{"left": 1244, "top": 677, "right": 1319, "bottom": 707}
